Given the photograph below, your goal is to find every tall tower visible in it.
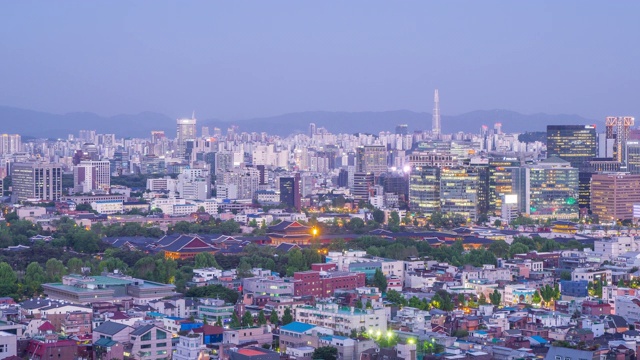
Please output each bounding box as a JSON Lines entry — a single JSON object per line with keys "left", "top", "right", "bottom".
{"left": 432, "top": 89, "right": 441, "bottom": 137}
{"left": 176, "top": 116, "right": 197, "bottom": 160}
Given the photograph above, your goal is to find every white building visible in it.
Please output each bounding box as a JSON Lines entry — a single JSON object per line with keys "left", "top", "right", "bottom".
{"left": 295, "top": 303, "right": 387, "bottom": 334}
{"left": 461, "top": 265, "right": 512, "bottom": 287}
{"left": 594, "top": 237, "right": 638, "bottom": 260}
{"left": 74, "top": 160, "right": 111, "bottom": 193}
{"left": 616, "top": 296, "right": 640, "bottom": 323}
{"left": 0, "top": 331, "right": 17, "bottom": 358}
{"left": 91, "top": 200, "right": 124, "bottom": 215}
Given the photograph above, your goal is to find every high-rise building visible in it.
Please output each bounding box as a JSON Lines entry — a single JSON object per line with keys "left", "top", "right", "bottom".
{"left": 408, "top": 166, "right": 440, "bottom": 215}
{"left": 176, "top": 117, "right": 197, "bottom": 160}
{"left": 356, "top": 145, "right": 387, "bottom": 176}
{"left": 11, "top": 163, "right": 62, "bottom": 202}
{"left": 352, "top": 172, "right": 375, "bottom": 204}
{"left": 627, "top": 140, "right": 640, "bottom": 174}
{"left": 279, "top": 174, "right": 301, "bottom": 211}
{"left": 605, "top": 116, "right": 635, "bottom": 165}
{"left": 201, "top": 126, "right": 210, "bottom": 138}
{"left": 591, "top": 173, "right": 640, "bottom": 222}
{"left": 546, "top": 125, "right": 597, "bottom": 168}
{"left": 440, "top": 167, "right": 479, "bottom": 221}
{"left": 395, "top": 124, "right": 408, "bottom": 136}
{"left": 488, "top": 158, "right": 527, "bottom": 215}
{"left": 526, "top": 157, "right": 579, "bottom": 220}
{"left": 432, "top": 89, "right": 441, "bottom": 137}
{"left": 0, "top": 134, "right": 21, "bottom": 155}
{"left": 78, "top": 130, "right": 96, "bottom": 143}
{"left": 74, "top": 160, "right": 111, "bottom": 193}
{"left": 309, "top": 123, "right": 316, "bottom": 137}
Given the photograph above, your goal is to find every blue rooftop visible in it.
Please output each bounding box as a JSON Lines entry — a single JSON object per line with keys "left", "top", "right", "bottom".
{"left": 530, "top": 335, "right": 548, "bottom": 344}
{"left": 280, "top": 321, "right": 316, "bottom": 333}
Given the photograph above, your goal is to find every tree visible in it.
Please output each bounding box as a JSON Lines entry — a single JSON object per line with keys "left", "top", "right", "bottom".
{"left": 355, "top": 299, "right": 363, "bottom": 309}
{"left": 618, "top": 279, "right": 626, "bottom": 287}
{"left": 0, "top": 262, "right": 17, "bottom": 297}
{"left": 508, "top": 243, "right": 529, "bottom": 258}
{"left": 532, "top": 290, "right": 541, "bottom": 304}
{"left": 257, "top": 310, "right": 267, "bottom": 325}
{"left": 282, "top": 307, "right": 293, "bottom": 325}
{"left": 45, "top": 258, "right": 66, "bottom": 282}
{"left": 269, "top": 310, "right": 279, "bottom": 325}
{"left": 372, "top": 209, "right": 385, "bottom": 224}
{"left": 373, "top": 268, "right": 388, "bottom": 293}
{"left": 489, "top": 289, "right": 501, "bottom": 306}
{"left": 386, "top": 289, "right": 407, "bottom": 306}
{"left": 488, "top": 240, "right": 510, "bottom": 258}
{"left": 312, "top": 346, "right": 338, "bottom": 360}
{"left": 493, "top": 219, "right": 502, "bottom": 227}
{"left": 66, "top": 258, "right": 85, "bottom": 274}
{"left": 230, "top": 313, "right": 241, "bottom": 328}
{"left": 242, "top": 311, "right": 254, "bottom": 327}
{"left": 478, "top": 293, "right": 487, "bottom": 305}
{"left": 237, "top": 259, "right": 253, "bottom": 278}
{"left": 195, "top": 252, "right": 221, "bottom": 269}
{"left": 25, "top": 262, "right": 46, "bottom": 295}
{"left": 560, "top": 271, "right": 572, "bottom": 281}
{"left": 0, "top": 262, "right": 17, "bottom": 286}
{"left": 185, "top": 285, "right": 240, "bottom": 304}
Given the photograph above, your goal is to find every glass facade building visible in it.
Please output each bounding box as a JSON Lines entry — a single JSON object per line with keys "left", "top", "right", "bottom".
{"left": 526, "top": 157, "right": 579, "bottom": 220}
{"left": 547, "top": 125, "right": 597, "bottom": 168}
{"left": 408, "top": 166, "right": 440, "bottom": 215}
{"left": 440, "top": 167, "right": 479, "bottom": 221}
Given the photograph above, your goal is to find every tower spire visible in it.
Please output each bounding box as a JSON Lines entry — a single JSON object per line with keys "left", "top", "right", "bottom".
{"left": 432, "top": 89, "right": 441, "bottom": 137}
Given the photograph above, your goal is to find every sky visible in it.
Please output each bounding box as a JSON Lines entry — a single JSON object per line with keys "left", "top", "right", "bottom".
{"left": 1, "top": 1, "right": 639, "bottom": 121}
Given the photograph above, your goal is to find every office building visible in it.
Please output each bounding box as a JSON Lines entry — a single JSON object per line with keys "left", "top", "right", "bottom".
{"left": 408, "top": 166, "right": 440, "bottom": 215}
{"left": 591, "top": 173, "right": 640, "bottom": 222}
{"left": 11, "top": 162, "right": 62, "bottom": 202}
{"left": 356, "top": 145, "right": 388, "bottom": 176}
{"left": 488, "top": 158, "right": 527, "bottom": 215}
{"left": 439, "top": 167, "right": 479, "bottom": 220}
{"left": 546, "top": 125, "right": 597, "bottom": 168}
{"left": 627, "top": 140, "right": 640, "bottom": 174}
{"left": 74, "top": 160, "right": 111, "bottom": 193}
{"left": 526, "top": 157, "right": 579, "bottom": 220}
{"left": 176, "top": 117, "right": 197, "bottom": 160}
{"left": 352, "top": 172, "right": 375, "bottom": 203}
{"left": 280, "top": 174, "right": 301, "bottom": 211}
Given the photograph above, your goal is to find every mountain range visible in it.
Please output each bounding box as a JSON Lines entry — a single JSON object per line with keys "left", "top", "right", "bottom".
{"left": 0, "top": 105, "right": 599, "bottom": 139}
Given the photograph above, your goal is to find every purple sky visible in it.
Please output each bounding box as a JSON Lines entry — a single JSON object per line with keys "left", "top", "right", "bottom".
{"left": 1, "top": 1, "right": 639, "bottom": 121}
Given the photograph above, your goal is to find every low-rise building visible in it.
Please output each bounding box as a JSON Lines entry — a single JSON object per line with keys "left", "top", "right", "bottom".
{"left": 295, "top": 302, "right": 387, "bottom": 335}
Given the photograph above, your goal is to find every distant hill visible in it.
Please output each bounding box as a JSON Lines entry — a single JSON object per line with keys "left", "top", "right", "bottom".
{"left": 0, "top": 105, "right": 599, "bottom": 138}
{"left": 0, "top": 106, "right": 174, "bottom": 138}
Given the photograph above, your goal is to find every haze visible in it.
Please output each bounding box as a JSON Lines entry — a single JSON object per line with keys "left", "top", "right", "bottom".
{"left": 1, "top": 1, "right": 639, "bottom": 121}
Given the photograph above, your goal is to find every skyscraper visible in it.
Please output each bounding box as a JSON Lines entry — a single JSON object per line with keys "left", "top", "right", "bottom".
{"left": 176, "top": 117, "right": 197, "bottom": 160}
{"left": 11, "top": 162, "right": 62, "bottom": 202}
{"left": 279, "top": 174, "right": 301, "bottom": 211}
{"left": 432, "top": 89, "right": 441, "bottom": 137}
{"left": 0, "top": 134, "right": 21, "bottom": 155}
{"left": 355, "top": 145, "right": 388, "bottom": 176}
{"left": 408, "top": 166, "right": 440, "bottom": 215}
{"left": 546, "top": 125, "right": 597, "bottom": 168}
{"left": 309, "top": 123, "right": 316, "bottom": 137}
{"left": 440, "top": 167, "right": 479, "bottom": 221}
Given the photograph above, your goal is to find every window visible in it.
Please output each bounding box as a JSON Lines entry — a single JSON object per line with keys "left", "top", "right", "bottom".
{"left": 141, "top": 344, "right": 151, "bottom": 349}
{"left": 141, "top": 332, "right": 151, "bottom": 341}
{"left": 156, "top": 330, "right": 167, "bottom": 339}
{"left": 157, "top": 343, "right": 167, "bottom": 347}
